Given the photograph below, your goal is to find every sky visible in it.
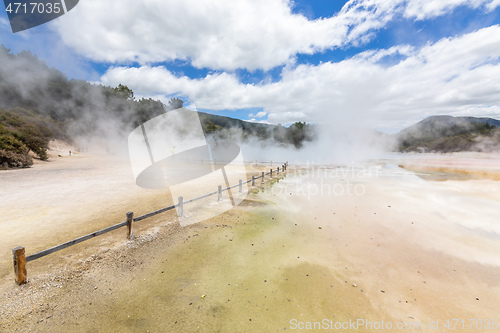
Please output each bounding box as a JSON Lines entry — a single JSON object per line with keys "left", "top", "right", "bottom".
{"left": 1, "top": 0, "right": 500, "bottom": 133}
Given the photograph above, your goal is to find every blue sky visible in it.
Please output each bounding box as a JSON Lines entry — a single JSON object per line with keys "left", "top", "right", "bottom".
{"left": 1, "top": 0, "right": 500, "bottom": 132}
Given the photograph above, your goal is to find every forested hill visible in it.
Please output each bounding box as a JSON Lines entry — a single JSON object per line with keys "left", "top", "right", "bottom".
{"left": 0, "top": 45, "right": 316, "bottom": 168}
{"left": 197, "top": 112, "right": 316, "bottom": 149}
{"left": 396, "top": 115, "right": 500, "bottom": 153}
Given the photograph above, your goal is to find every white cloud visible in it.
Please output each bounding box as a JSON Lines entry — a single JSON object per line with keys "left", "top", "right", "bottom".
{"left": 404, "top": 0, "right": 500, "bottom": 19}
{"left": 54, "top": 0, "right": 329, "bottom": 70}
{"left": 100, "top": 26, "right": 500, "bottom": 131}
{"left": 53, "top": 0, "right": 499, "bottom": 72}
{"left": 404, "top": 0, "right": 485, "bottom": 20}
{"left": 245, "top": 118, "right": 271, "bottom": 125}
{"left": 0, "top": 17, "right": 8, "bottom": 30}
{"left": 249, "top": 111, "right": 267, "bottom": 118}
{"left": 186, "top": 103, "right": 198, "bottom": 111}
{"left": 486, "top": 0, "right": 500, "bottom": 10}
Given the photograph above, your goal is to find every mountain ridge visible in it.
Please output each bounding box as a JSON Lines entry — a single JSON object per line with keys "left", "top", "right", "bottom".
{"left": 396, "top": 115, "right": 500, "bottom": 153}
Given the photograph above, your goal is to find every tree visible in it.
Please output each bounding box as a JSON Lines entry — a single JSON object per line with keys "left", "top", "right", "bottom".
{"left": 113, "top": 84, "right": 135, "bottom": 100}
{"left": 168, "top": 98, "right": 183, "bottom": 110}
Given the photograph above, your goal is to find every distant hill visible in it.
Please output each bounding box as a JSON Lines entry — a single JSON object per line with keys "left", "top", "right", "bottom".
{"left": 396, "top": 115, "right": 500, "bottom": 153}
{"left": 399, "top": 115, "right": 500, "bottom": 138}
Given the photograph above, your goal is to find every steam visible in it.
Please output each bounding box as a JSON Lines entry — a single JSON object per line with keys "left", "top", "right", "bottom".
{"left": 471, "top": 130, "right": 500, "bottom": 152}
{"left": 0, "top": 47, "right": 162, "bottom": 156}
{"left": 206, "top": 122, "right": 395, "bottom": 165}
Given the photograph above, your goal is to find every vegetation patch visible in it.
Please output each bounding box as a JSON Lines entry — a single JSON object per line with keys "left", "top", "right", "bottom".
{"left": 0, "top": 108, "right": 55, "bottom": 168}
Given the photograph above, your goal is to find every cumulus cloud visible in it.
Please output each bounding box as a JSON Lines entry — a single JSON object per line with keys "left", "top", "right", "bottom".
{"left": 53, "top": 0, "right": 329, "bottom": 70}
{"left": 100, "top": 25, "right": 500, "bottom": 131}
{"left": 52, "top": 0, "right": 500, "bottom": 72}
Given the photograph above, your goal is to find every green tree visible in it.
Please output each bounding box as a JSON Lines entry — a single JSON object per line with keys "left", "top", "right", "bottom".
{"left": 113, "top": 84, "right": 135, "bottom": 100}
{"left": 168, "top": 98, "right": 183, "bottom": 110}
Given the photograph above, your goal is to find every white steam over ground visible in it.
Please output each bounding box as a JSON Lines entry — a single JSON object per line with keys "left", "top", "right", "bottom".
{"left": 239, "top": 124, "right": 393, "bottom": 165}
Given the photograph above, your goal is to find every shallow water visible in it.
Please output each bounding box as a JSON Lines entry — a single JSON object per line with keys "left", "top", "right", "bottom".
{"left": 2, "top": 155, "right": 500, "bottom": 332}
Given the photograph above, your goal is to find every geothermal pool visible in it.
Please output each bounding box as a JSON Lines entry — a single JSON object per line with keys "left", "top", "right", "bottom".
{"left": 1, "top": 152, "right": 499, "bottom": 332}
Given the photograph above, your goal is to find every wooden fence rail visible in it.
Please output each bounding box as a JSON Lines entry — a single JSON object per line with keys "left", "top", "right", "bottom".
{"left": 12, "top": 162, "right": 288, "bottom": 285}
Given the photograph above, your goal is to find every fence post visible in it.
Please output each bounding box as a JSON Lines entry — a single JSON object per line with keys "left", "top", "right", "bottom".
{"left": 218, "top": 185, "right": 222, "bottom": 201}
{"left": 178, "top": 196, "right": 184, "bottom": 217}
{"left": 270, "top": 168, "right": 273, "bottom": 178}
{"left": 12, "top": 247, "right": 27, "bottom": 285}
{"left": 239, "top": 179, "right": 243, "bottom": 193}
{"left": 252, "top": 175, "right": 255, "bottom": 187}
{"left": 277, "top": 167, "right": 280, "bottom": 175}
{"left": 261, "top": 171, "right": 265, "bottom": 183}
{"left": 126, "top": 212, "right": 134, "bottom": 239}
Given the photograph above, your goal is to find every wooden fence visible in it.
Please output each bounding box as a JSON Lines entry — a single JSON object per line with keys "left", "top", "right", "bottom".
{"left": 11, "top": 162, "right": 289, "bottom": 285}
